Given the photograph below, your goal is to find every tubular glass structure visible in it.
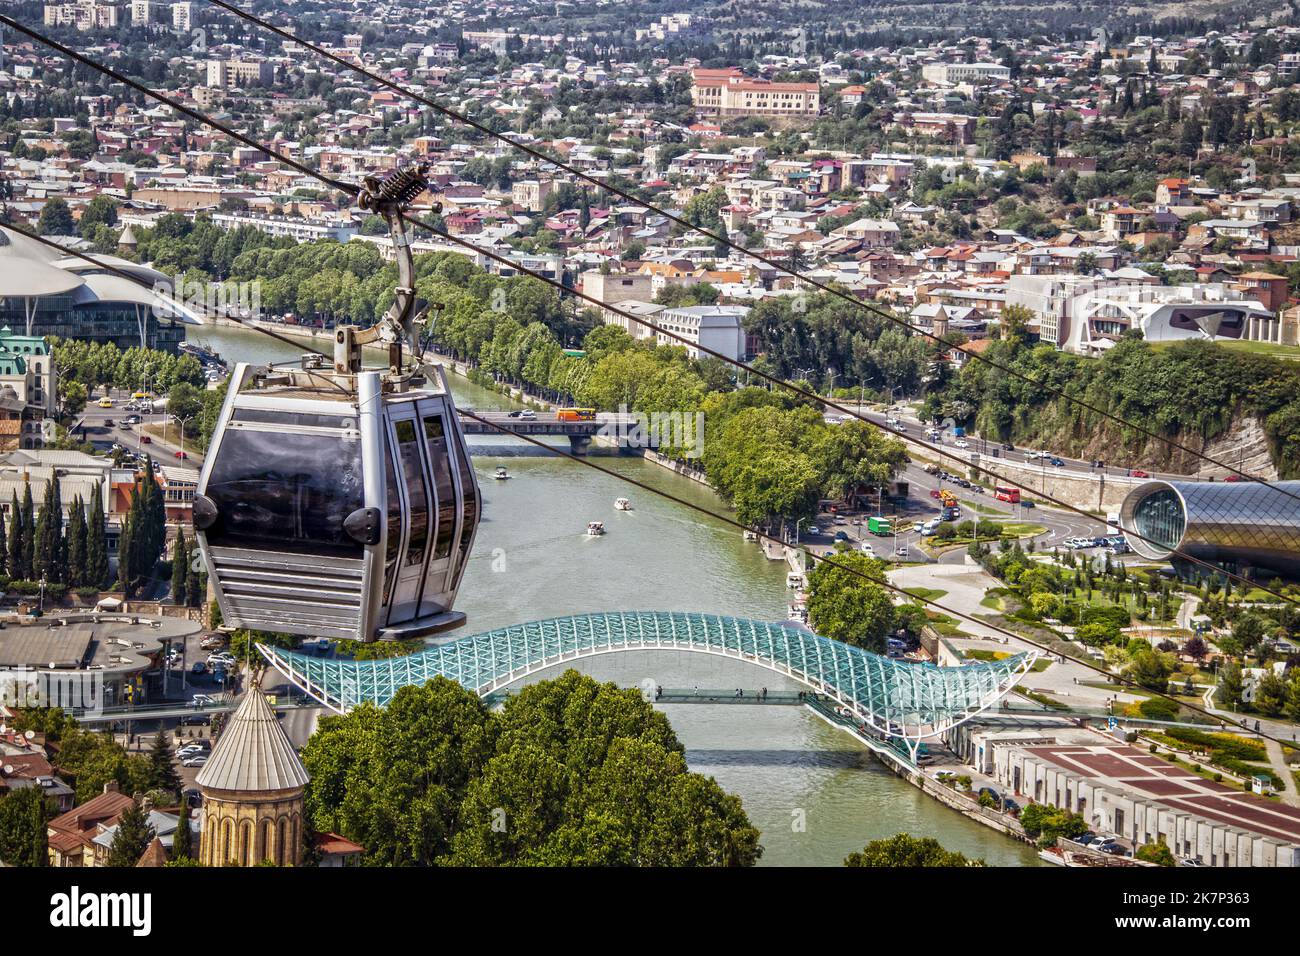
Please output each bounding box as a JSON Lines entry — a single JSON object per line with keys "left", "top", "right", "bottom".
{"left": 1121, "top": 480, "right": 1300, "bottom": 578}
{"left": 259, "top": 611, "right": 1035, "bottom": 751}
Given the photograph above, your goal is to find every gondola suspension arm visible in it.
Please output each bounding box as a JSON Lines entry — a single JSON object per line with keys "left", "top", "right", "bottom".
{"left": 336, "top": 161, "right": 439, "bottom": 380}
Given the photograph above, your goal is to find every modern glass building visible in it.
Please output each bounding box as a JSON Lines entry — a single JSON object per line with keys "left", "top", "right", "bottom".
{"left": 0, "top": 226, "right": 195, "bottom": 352}
{"left": 1120, "top": 479, "right": 1300, "bottom": 580}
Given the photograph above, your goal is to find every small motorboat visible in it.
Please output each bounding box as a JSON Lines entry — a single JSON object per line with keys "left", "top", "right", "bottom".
{"left": 614, "top": 497, "right": 632, "bottom": 511}
{"left": 743, "top": 530, "right": 759, "bottom": 542}
{"left": 493, "top": 466, "right": 511, "bottom": 480}
{"left": 585, "top": 521, "right": 606, "bottom": 536}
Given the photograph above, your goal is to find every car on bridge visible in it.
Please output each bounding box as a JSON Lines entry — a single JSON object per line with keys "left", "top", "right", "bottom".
{"left": 191, "top": 693, "right": 216, "bottom": 707}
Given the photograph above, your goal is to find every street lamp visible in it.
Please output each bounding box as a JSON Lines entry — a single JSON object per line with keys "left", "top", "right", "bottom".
{"left": 173, "top": 414, "right": 194, "bottom": 458}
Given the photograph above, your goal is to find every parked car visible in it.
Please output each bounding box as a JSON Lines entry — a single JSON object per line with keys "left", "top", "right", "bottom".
{"left": 199, "top": 636, "right": 225, "bottom": 650}
{"left": 181, "top": 754, "right": 209, "bottom": 768}
{"left": 1075, "top": 832, "right": 1099, "bottom": 846}
{"left": 190, "top": 662, "right": 207, "bottom": 675}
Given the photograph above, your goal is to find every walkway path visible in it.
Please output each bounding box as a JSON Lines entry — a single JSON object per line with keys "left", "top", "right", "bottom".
{"left": 1263, "top": 737, "right": 1300, "bottom": 808}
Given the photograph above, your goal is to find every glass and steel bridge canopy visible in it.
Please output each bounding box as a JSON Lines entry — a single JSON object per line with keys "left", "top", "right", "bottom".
{"left": 259, "top": 611, "right": 1035, "bottom": 744}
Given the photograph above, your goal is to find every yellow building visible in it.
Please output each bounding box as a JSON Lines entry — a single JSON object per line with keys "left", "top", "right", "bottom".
{"left": 195, "top": 687, "right": 310, "bottom": 867}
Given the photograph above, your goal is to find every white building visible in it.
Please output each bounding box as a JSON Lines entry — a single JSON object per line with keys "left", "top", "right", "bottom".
{"left": 211, "top": 212, "right": 356, "bottom": 243}
{"left": 920, "top": 61, "right": 1012, "bottom": 85}
{"left": 654, "top": 305, "right": 749, "bottom": 362}
{"left": 171, "top": 0, "right": 192, "bottom": 31}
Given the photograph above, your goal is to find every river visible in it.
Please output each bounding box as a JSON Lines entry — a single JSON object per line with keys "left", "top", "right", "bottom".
{"left": 190, "top": 323, "right": 1043, "bottom": 867}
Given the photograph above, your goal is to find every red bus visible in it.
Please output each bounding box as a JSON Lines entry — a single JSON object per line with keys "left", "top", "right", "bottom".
{"left": 994, "top": 485, "right": 1021, "bottom": 504}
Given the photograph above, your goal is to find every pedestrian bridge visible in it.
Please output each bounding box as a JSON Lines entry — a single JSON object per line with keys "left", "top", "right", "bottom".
{"left": 258, "top": 611, "right": 1035, "bottom": 753}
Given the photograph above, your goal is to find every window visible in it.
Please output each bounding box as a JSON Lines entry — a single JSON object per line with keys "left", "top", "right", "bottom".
{"left": 423, "top": 415, "right": 456, "bottom": 560}
{"left": 204, "top": 428, "right": 365, "bottom": 557}
{"left": 394, "top": 419, "right": 428, "bottom": 567}
{"left": 383, "top": 435, "right": 400, "bottom": 593}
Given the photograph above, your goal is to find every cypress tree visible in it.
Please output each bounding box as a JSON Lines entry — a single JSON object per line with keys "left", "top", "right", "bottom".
{"left": 65, "top": 497, "right": 86, "bottom": 588}
{"left": 117, "top": 509, "right": 134, "bottom": 595}
{"left": 88, "top": 483, "right": 108, "bottom": 588}
{"left": 19, "top": 483, "right": 34, "bottom": 581}
{"left": 0, "top": 497, "right": 7, "bottom": 580}
{"left": 7, "top": 491, "right": 21, "bottom": 580}
{"left": 173, "top": 801, "right": 193, "bottom": 861}
{"left": 170, "top": 530, "right": 187, "bottom": 604}
{"left": 186, "top": 566, "right": 202, "bottom": 608}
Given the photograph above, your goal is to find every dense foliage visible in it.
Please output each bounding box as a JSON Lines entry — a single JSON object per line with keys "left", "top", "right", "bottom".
{"left": 301, "top": 672, "right": 762, "bottom": 867}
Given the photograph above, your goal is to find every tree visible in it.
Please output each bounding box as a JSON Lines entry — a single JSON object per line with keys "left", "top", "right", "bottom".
{"left": 1136, "top": 840, "right": 1176, "bottom": 866}
{"left": 106, "top": 800, "right": 155, "bottom": 867}
{"left": 1217, "top": 660, "right": 1244, "bottom": 709}
{"left": 87, "top": 483, "right": 109, "bottom": 588}
{"left": 1126, "top": 649, "right": 1174, "bottom": 691}
{"left": 37, "top": 197, "right": 75, "bottom": 236}
{"left": 302, "top": 676, "right": 498, "bottom": 867}
{"left": 0, "top": 786, "right": 50, "bottom": 866}
{"left": 1254, "top": 671, "right": 1287, "bottom": 718}
{"left": 33, "top": 473, "right": 65, "bottom": 584}
{"left": 65, "top": 497, "right": 87, "bottom": 588}
{"left": 844, "top": 833, "right": 984, "bottom": 867}
{"left": 304, "top": 672, "right": 762, "bottom": 867}
{"left": 447, "top": 671, "right": 760, "bottom": 866}
{"left": 806, "top": 551, "right": 896, "bottom": 652}
{"left": 79, "top": 195, "right": 119, "bottom": 236}
{"left": 19, "top": 483, "right": 34, "bottom": 581}
{"left": 171, "top": 531, "right": 188, "bottom": 604}
{"left": 172, "top": 801, "right": 193, "bottom": 862}
{"left": 146, "top": 730, "right": 182, "bottom": 797}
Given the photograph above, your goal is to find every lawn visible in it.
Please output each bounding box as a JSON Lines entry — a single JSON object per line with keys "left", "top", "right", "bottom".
{"left": 904, "top": 586, "right": 948, "bottom": 603}
{"left": 1213, "top": 339, "right": 1300, "bottom": 361}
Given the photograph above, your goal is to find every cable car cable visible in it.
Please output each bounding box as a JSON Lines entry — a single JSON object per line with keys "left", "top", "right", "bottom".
{"left": 459, "top": 407, "right": 1293, "bottom": 750}
{"left": 401, "top": 210, "right": 1300, "bottom": 609}
{"left": 0, "top": 15, "right": 358, "bottom": 199}
{"left": 11, "top": 23, "right": 1293, "bottom": 607}
{"left": 201, "top": 0, "right": 1292, "bottom": 491}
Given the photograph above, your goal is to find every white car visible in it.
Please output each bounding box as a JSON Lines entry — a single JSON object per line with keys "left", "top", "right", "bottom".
{"left": 191, "top": 694, "right": 216, "bottom": 707}
{"left": 912, "top": 521, "right": 925, "bottom": 533}
{"left": 519, "top": 409, "right": 537, "bottom": 420}
{"left": 896, "top": 546, "right": 909, "bottom": 558}
{"left": 954, "top": 439, "right": 970, "bottom": 449}
{"left": 181, "top": 754, "right": 209, "bottom": 768}
{"left": 860, "top": 542, "right": 875, "bottom": 556}
{"left": 176, "top": 744, "right": 208, "bottom": 759}
{"left": 207, "top": 652, "right": 236, "bottom": 666}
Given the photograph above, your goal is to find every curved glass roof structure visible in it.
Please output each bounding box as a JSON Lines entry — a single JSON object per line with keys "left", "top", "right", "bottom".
{"left": 259, "top": 611, "right": 1036, "bottom": 746}
{"left": 1121, "top": 480, "right": 1300, "bottom": 577}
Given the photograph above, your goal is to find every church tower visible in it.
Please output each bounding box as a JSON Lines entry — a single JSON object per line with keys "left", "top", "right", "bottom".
{"left": 195, "top": 687, "right": 310, "bottom": 866}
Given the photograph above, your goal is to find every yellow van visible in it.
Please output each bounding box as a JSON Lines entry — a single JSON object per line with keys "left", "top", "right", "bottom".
{"left": 132, "top": 391, "right": 151, "bottom": 400}
{"left": 96, "top": 398, "right": 113, "bottom": 408}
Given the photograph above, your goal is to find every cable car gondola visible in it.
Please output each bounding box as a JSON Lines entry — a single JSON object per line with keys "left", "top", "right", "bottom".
{"left": 192, "top": 163, "right": 480, "bottom": 642}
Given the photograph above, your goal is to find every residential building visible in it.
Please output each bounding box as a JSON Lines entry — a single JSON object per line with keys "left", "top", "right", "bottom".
{"left": 691, "top": 69, "right": 820, "bottom": 121}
